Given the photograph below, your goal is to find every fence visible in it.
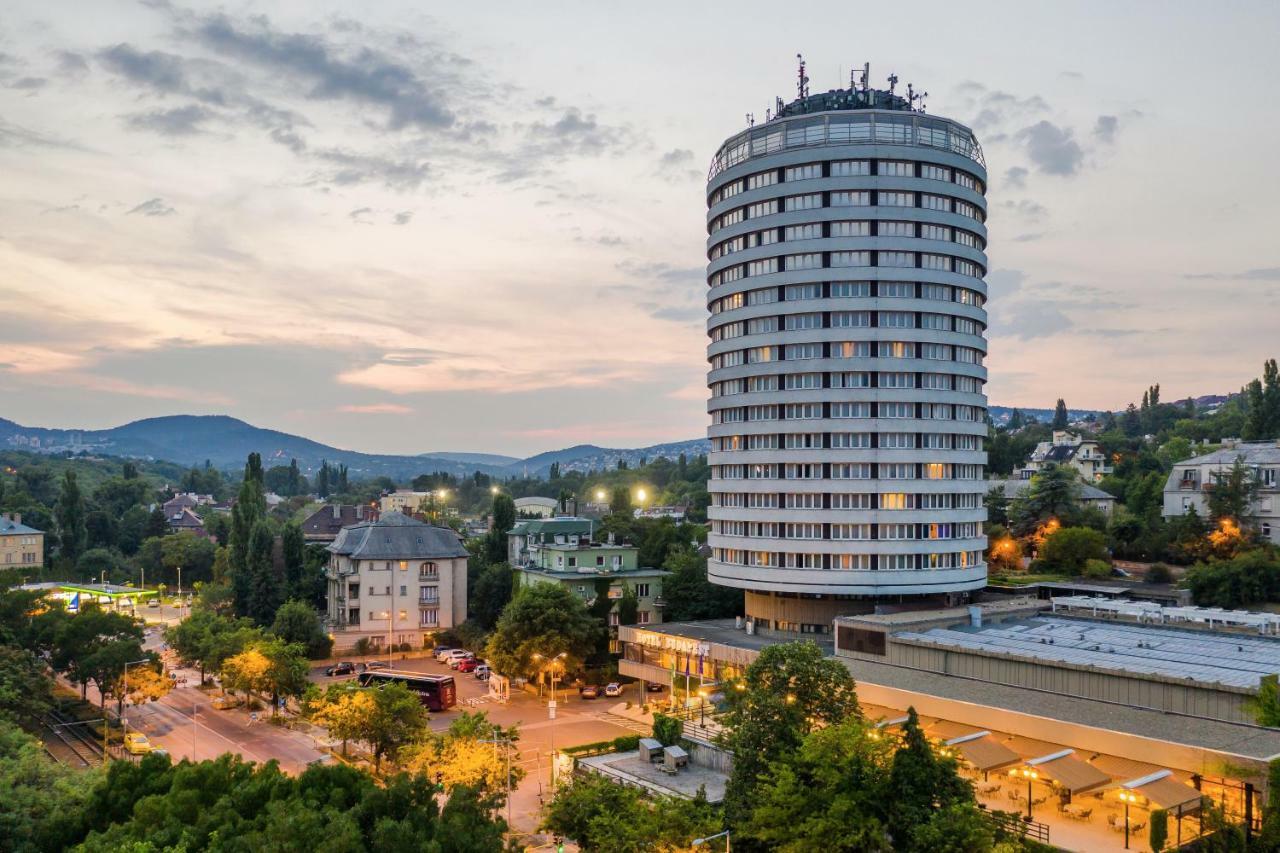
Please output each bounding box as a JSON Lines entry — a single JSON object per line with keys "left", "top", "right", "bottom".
{"left": 984, "top": 808, "right": 1050, "bottom": 845}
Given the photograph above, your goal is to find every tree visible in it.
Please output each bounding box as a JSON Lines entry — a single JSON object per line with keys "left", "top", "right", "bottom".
{"left": 281, "top": 522, "right": 306, "bottom": 598}
{"left": 661, "top": 545, "right": 740, "bottom": 622}
{"left": 609, "top": 485, "right": 632, "bottom": 518}
{"left": 1052, "top": 398, "right": 1069, "bottom": 429}
{"left": 271, "top": 599, "right": 333, "bottom": 659}
{"left": 543, "top": 773, "right": 721, "bottom": 853}
{"left": 92, "top": 477, "right": 150, "bottom": 519}
{"left": 721, "top": 641, "right": 862, "bottom": 839}
{"left": 229, "top": 453, "right": 267, "bottom": 615}
{"left": 1009, "top": 464, "right": 1083, "bottom": 537}
{"left": 485, "top": 584, "right": 601, "bottom": 681}
{"left": 985, "top": 485, "right": 1009, "bottom": 527}
{"left": 304, "top": 682, "right": 375, "bottom": 756}
{"left": 484, "top": 494, "right": 515, "bottom": 565}
{"left": 143, "top": 506, "right": 169, "bottom": 540}
{"left": 470, "top": 561, "right": 513, "bottom": 630}
{"left": 116, "top": 506, "right": 150, "bottom": 556}
{"left": 1207, "top": 459, "right": 1260, "bottom": 527}
{"left": 245, "top": 520, "right": 281, "bottom": 625}
{"left": 0, "top": 721, "right": 97, "bottom": 852}
{"left": 616, "top": 582, "right": 639, "bottom": 626}
{"left": 56, "top": 471, "right": 88, "bottom": 566}
{"left": 365, "top": 681, "right": 429, "bottom": 771}
{"left": 887, "top": 708, "right": 975, "bottom": 850}
{"left": 401, "top": 711, "right": 524, "bottom": 796}
{"left": 1186, "top": 549, "right": 1280, "bottom": 608}
{"left": 51, "top": 604, "right": 145, "bottom": 703}
{"left": 1040, "top": 526, "right": 1110, "bottom": 574}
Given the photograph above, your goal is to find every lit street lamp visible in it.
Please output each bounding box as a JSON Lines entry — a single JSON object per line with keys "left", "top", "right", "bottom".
{"left": 120, "top": 658, "right": 152, "bottom": 750}
{"left": 1019, "top": 767, "right": 1038, "bottom": 820}
{"left": 1118, "top": 790, "right": 1138, "bottom": 849}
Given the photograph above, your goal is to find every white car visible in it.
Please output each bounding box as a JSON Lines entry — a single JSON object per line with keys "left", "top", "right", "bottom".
{"left": 604, "top": 682, "right": 624, "bottom": 697}
{"left": 445, "top": 650, "right": 473, "bottom": 667}
{"left": 435, "top": 648, "right": 458, "bottom": 663}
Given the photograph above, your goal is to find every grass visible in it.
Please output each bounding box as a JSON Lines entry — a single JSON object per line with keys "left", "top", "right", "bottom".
{"left": 989, "top": 573, "right": 1071, "bottom": 586}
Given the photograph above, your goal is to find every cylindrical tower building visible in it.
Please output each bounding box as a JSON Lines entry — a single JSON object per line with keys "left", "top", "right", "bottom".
{"left": 704, "top": 78, "right": 989, "bottom": 636}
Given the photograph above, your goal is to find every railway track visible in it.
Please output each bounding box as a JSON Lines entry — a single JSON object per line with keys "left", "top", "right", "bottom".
{"left": 42, "top": 709, "right": 105, "bottom": 768}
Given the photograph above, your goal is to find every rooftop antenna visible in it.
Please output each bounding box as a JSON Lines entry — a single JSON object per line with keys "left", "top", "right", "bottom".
{"left": 907, "top": 83, "right": 928, "bottom": 111}
{"left": 796, "top": 53, "right": 810, "bottom": 99}
{"left": 887, "top": 73, "right": 898, "bottom": 95}
{"left": 746, "top": 112, "right": 755, "bottom": 127}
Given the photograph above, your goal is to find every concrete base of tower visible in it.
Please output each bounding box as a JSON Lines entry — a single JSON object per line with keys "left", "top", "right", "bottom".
{"left": 742, "top": 589, "right": 977, "bottom": 639}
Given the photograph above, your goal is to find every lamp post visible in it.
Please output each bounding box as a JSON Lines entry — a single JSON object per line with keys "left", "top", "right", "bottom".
{"left": 176, "top": 566, "right": 182, "bottom": 602}
{"left": 120, "top": 658, "right": 151, "bottom": 751}
{"left": 1118, "top": 790, "right": 1137, "bottom": 849}
{"left": 692, "top": 830, "right": 730, "bottom": 852}
{"left": 1020, "top": 768, "right": 1038, "bottom": 820}
{"left": 698, "top": 688, "right": 709, "bottom": 726}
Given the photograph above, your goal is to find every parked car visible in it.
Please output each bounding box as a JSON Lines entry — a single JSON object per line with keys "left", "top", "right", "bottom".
{"left": 432, "top": 645, "right": 452, "bottom": 657}
{"left": 473, "top": 664, "right": 491, "bottom": 680}
{"left": 645, "top": 682, "right": 665, "bottom": 693}
{"left": 579, "top": 685, "right": 600, "bottom": 699}
{"left": 604, "top": 682, "right": 623, "bottom": 697}
{"left": 435, "top": 648, "right": 459, "bottom": 663}
{"left": 365, "top": 660, "right": 391, "bottom": 671}
{"left": 211, "top": 694, "right": 243, "bottom": 711}
{"left": 456, "top": 658, "right": 480, "bottom": 673}
{"left": 123, "top": 733, "right": 156, "bottom": 755}
{"left": 325, "top": 662, "right": 356, "bottom": 677}
{"left": 445, "top": 650, "right": 473, "bottom": 667}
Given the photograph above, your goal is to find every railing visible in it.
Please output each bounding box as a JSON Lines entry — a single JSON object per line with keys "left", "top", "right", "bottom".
{"left": 418, "top": 598, "right": 439, "bottom": 606}
{"left": 983, "top": 808, "right": 1049, "bottom": 844}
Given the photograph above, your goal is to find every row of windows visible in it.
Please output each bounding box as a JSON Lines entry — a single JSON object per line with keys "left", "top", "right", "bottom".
{"left": 711, "top": 341, "right": 986, "bottom": 370}
{"left": 711, "top": 372, "right": 984, "bottom": 396}
{"left": 709, "top": 311, "right": 984, "bottom": 341}
{"left": 715, "top": 520, "right": 983, "bottom": 540}
{"left": 711, "top": 431, "right": 983, "bottom": 451}
{"left": 711, "top": 188, "right": 985, "bottom": 234}
{"left": 708, "top": 159, "right": 986, "bottom": 206}
{"left": 714, "top": 400, "right": 985, "bottom": 424}
{"left": 712, "top": 462, "right": 985, "bottom": 480}
{"left": 712, "top": 548, "right": 984, "bottom": 571}
{"left": 710, "top": 251, "right": 984, "bottom": 286}
{"left": 713, "top": 491, "right": 983, "bottom": 510}
{"left": 709, "top": 281, "right": 985, "bottom": 314}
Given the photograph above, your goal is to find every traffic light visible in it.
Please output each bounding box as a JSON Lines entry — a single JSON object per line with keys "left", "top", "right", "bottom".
{"left": 435, "top": 771, "right": 445, "bottom": 793}
{"left": 555, "top": 838, "right": 565, "bottom": 853}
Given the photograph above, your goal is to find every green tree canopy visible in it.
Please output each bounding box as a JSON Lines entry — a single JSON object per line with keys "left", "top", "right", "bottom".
{"left": 485, "top": 584, "right": 601, "bottom": 681}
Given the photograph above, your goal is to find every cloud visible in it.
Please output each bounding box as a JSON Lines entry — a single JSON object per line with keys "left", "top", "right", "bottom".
{"left": 337, "top": 403, "right": 412, "bottom": 414}
{"left": 348, "top": 207, "right": 374, "bottom": 223}
{"left": 1003, "top": 166, "right": 1028, "bottom": 190}
{"left": 1094, "top": 114, "right": 1119, "bottom": 144}
{"left": 655, "top": 147, "right": 699, "bottom": 183}
{"left": 1000, "top": 199, "right": 1048, "bottom": 222}
{"left": 1016, "top": 121, "right": 1084, "bottom": 175}
{"left": 1185, "top": 267, "right": 1280, "bottom": 281}
{"left": 526, "top": 107, "right": 627, "bottom": 157}
{"left": 125, "top": 104, "right": 214, "bottom": 136}
{"left": 192, "top": 13, "right": 456, "bottom": 131}
{"left": 126, "top": 197, "right": 177, "bottom": 216}
{"left": 7, "top": 77, "right": 47, "bottom": 92}
{"left": 310, "top": 148, "right": 430, "bottom": 190}
{"left": 98, "top": 43, "right": 228, "bottom": 105}
{"left": 393, "top": 211, "right": 413, "bottom": 225}
{"left": 1012, "top": 232, "right": 1044, "bottom": 242}
{"left": 55, "top": 50, "right": 89, "bottom": 77}
{"left": 616, "top": 259, "right": 702, "bottom": 285}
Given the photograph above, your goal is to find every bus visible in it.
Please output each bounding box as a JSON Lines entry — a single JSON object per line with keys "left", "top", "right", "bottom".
{"left": 357, "top": 670, "right": 457, "bottom": 712}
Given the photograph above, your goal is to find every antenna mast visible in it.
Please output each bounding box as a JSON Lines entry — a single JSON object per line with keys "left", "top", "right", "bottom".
{"left": 796, "top": 53, "right": 810, "bottom": 99}
{"left": 887, "top": 73, "right": 898, "bottom": 95}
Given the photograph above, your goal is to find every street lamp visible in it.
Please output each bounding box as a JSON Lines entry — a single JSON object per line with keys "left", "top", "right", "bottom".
{"left": 120, "top": 658, "right": 151, "bottom": 751}
{"left": 595, "top": 489, "right": 606, "bottom": 502}
{"left": 691, "top": 830, "right": 730, "bottom": 852}
{"left": 532, "top": 652, "right": 567, "bottom": 703}
{"left": 698, "top": 688, "right": 709, "bottom": 726}
{"left": 1118, "top": 790, "right": 1138, "bottom": 849}
{"left": 635, "top": 488, "right": 647, "bottom": 507}
{"left": 1020, "top": 768, "right": 1038, "bottom": 820}
{"left": 490, "top": 486, "right": 500, "bottom": 495}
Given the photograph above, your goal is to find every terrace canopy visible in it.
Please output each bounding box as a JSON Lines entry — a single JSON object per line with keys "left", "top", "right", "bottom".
{"left": 946, "top": 732, "right": 1020, "bottom": 772}
{"left": 1122, "top": 771, "right": 1203, "bottom": 812}
{"left": 1025, "top": 749, "right": 1111, "bottom": 795}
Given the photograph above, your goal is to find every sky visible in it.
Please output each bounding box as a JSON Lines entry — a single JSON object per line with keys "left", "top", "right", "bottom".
{"left": 1, "top": 2, "right": 1278, "bottom": 457}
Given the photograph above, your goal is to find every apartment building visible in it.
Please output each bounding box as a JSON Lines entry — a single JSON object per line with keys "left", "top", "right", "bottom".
{"left": 0, "top": 513, "right": 43, "bottom": 568}
{"left": 325, "top": 512, "right": 468, "bottom": 649}
{"left": 1019, "top": 430, "right": 1113, "bottom": 482}
{"left": 1163, "top": 440, "right": 1280, "bottom": 543}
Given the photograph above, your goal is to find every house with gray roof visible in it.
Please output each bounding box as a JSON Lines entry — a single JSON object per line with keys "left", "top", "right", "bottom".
{"left": 987, "top": 478, "right": 1117, "bottom": 515}
{"left": 1163, "top": 440, "right": 1280, "bottom": 544}
{"left": 324, "top": 512, "right": 469, "bottom": 650}
{"left": 1, "top": 512, "right": 43, "bottom": 568}
{"left": 1018, "top": 430, "right": 1112, "bottom": 482}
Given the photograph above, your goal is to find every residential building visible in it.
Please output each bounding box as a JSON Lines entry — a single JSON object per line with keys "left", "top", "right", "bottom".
{"left": 986, "top": 478, "right": 1117, "bottom": 516}
{"left": 634, "top": 505, "right": 689, "bottom": 522}
{"left": 507, "top": 516, "right": 595, "bottom": 567}
{"left": 704, "top": 69, "right": 989, "bottom": 635}
{"left": 301, "top": 504, "right": 380, "bottom": 543}
{"left": 325, "top": 512, "right": 469, "bottom": 649}
{"left": 514, "top": 537, "right": 669, "bottom": 628}
{"left": 166, "top": 507, "right": 210, "bottom": 537}
{"left": 1018, "top": 430, "right": 1112, "bottom": 482}
{"left": 379, "top": 490, "right": 429, "bottom": 514}
{"left": 162, "top": 493, "right": 210, "bottom": 517}
{"left": 1163, "top": 440, "right": 1280, "bottom": 544}
{"left": 0, "top": 512, "right": 43, "bottom": 568}
{"left": 514, "top": 496, "right": 560, "bottom": 518}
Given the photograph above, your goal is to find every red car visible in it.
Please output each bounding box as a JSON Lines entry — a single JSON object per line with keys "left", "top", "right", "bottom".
{"left": 456, "top": 658, "right": 480, "bottom": 673}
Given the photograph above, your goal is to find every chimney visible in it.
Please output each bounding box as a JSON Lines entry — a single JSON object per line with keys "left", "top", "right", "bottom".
{"left": 356, "top": 505, "right": 364, "bottom": 520}
{"left": 332, "top": 505, "right": 341, "bottom": 520}
{"left": 10, "top": 513, "right": 20, "bottom": 525}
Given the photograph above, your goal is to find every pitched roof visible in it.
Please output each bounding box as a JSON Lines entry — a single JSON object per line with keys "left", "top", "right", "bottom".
{"left": 1172, "top": 442, "right": 1280, "bottom": 467}
{"left": 987, "top": 479, "right": 1116, "bottom": 501}
{"left": 0, "top": 516, "right": 42, "bottom": 535}
{"left": 302, "top": 504, "right": 379, "bottom": 538}
{"left": 508, "top": 517, "right": 594, "bottom": 536}
{"left": 327, "top": 511, "right": 468, "bottom": 559}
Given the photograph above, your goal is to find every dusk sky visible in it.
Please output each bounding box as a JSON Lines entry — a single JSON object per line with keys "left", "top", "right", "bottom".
{"left": 2, "top": 2, "right": 1277, "bottom": 457}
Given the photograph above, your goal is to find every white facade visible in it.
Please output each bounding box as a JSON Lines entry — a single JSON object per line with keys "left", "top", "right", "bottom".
{"left": 1019, "top": 430, "right": 1112, "bottom": 482}
{"left": 704, "top": 86, "right": 989, "bottom": 631}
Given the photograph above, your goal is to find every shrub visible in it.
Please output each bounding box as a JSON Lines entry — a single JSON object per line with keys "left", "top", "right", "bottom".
{"left": 1149, "top": 808, "right": 1168, "bottom": 852}
{"left": 1041, "top": 526, "right": 1110, "bottom": 574}
{"left": 1146, "top": 563, "right": 1174, "bottom": 584}
{"left": 353, "top": 638, "right": 373, "bottom": 657}
{"left": 652, "top": 713, "right": 683, "bottom": 746}
{"left": 1082, "top": 559, "right": 1113, "bottom": 579}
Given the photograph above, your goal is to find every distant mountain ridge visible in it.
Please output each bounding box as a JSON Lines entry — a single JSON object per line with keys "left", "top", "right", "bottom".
{"left": 0, "top": 414, "right": 708, "bottom": 480}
